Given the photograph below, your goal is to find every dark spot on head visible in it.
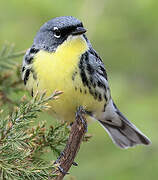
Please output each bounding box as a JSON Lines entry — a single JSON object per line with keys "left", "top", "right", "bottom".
{"left": 80, "top": 88, "right": 82, "bottom": 93}
{"left": 75, "top": 86, "right": 77, "bottom": 91}
{"left": 34, "top": 16, "right": 85, "bottom": 52}
{"left": 84, "top": 89, "right": 87, "bottom": 94}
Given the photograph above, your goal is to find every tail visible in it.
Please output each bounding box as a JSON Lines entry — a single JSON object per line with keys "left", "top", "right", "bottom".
{"left": 98, "top": 100, "right": 151, "bottom": 149}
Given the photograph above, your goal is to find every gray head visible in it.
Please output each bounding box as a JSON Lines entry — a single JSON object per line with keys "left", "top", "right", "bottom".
{"left": 33, "top": 16, "right": 87, "bottom": 52}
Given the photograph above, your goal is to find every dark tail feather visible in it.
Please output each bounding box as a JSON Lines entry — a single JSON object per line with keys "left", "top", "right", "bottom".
{"left": 99, "top": 104, "right": 151, "bottom": 149}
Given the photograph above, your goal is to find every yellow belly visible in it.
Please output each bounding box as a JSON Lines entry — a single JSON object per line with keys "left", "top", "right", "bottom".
{"left": 27, "top": 35, "right": 104, "bottom": 122}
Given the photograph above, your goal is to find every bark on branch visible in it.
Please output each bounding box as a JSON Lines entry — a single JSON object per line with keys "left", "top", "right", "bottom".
{"left": 53, "top": 107, "right": 87, "bottom": 180}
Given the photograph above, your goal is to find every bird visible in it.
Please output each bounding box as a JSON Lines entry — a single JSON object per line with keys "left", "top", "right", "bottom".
{"left": 22, "top": 16, "right": 151, "bottom": 149}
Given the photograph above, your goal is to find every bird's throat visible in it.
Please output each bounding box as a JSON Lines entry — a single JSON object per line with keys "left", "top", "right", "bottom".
{"left": 32, "top": 35, "right": 88, "bottom": 94}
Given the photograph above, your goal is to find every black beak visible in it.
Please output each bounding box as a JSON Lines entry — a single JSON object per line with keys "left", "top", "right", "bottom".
{"left": 71, "top": 27, "right": 87, "bottom": 36}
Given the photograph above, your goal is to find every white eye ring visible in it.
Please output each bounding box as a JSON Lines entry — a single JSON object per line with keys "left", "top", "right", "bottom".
{"left": 53, "top": 27, "right": 61, "bottom": 38}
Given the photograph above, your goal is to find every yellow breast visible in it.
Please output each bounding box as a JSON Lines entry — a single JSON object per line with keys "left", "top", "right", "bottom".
{"left": 28, "top": 35, "right": 104, "bottom": 122}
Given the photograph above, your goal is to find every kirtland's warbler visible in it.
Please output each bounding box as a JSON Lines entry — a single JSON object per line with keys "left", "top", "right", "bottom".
{"left": 22, "top": 16, "right": 151, "bottom": 148}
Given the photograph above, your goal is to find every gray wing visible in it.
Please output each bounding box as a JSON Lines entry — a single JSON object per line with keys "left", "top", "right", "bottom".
{"left": 80, "top": 48, "right": 151, "bottom": 148}
{"left": 79, "top": 48, "right": 111, "bottom": 103}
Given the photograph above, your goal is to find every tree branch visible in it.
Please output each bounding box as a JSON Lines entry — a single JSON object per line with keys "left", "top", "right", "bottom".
{"left": 53, "top": 107, "right": 87, "bottom": 180}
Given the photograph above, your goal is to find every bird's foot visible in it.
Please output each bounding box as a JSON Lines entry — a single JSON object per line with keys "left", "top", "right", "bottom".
{"left": 57, "top": 165, "right": 69, "bottom": 175}
{"left": 55, "top": 151, "right": 78, "bottom": 169}
{"left": 54, "top": 152, "right": 69, "bottom": 175}
{"left": 55, "top": 151, "right": 64, "bottom": 164}
{"left": 76, "top": 106, "right": 87, "bottom": 132}
{"left": 72, "top": 161, "right": 78, "bottom": 166}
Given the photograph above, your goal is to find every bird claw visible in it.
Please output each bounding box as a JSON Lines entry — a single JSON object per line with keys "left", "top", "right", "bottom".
{"left": 58, "top": 165, "right": 69, "bottom": 175}
{"left": 55, "top": 151, "right": 78, "bottom": 176}
{"left": 72, "top": 161, "right": 78, "bottom": 166}
{"left": 55, "top": 151, "right": 65, "bottom": 164}
{"left": 76, "top": 106, "right": 87, "bottom": 132}
{"left": 54, "top": 152, "right": 69, "bottom": 175}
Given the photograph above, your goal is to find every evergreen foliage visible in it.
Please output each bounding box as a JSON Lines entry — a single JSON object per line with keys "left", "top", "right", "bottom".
{"left": 0, "top": 44, "right": 69, "bottom": 179}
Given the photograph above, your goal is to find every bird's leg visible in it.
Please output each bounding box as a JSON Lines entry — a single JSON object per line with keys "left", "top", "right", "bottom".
{"left": 53, "top": 106, "right": 86, "bottom": 176}
{"left": 69, "top": 122, "right": 73, "bottom": 127}
{"left": 76, "top": 106, "right": 87, "bottom": 132}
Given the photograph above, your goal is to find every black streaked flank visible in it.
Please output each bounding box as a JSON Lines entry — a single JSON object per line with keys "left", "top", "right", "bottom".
{"left": 104, "top": 93, "right": 108, "bottom": 101}
{"left": 79, "top": 51, "right": 109, "bottom": 102}
{"left": 24, "top": 69, "right": 30, "bottom": 85}
{"left": 72, "top": 71, "right": 77, "bottom": 81}
{"left": 87, "top": 63, "right": 94, "bottom": 74}
{"left": 94, "top": 92, "right": 98, "bottom": 99}
{"left": 89, "top": 88, "right": 94, "bottom": 96}
{"left": 99, "top": 66, "right": 108, "bottom": 80}
{"left": 25, "top": 55, "right": 33, "bottom": 64}
{"left": 89, "top": 48, "right": 108, "bottom": 80}
{"left": 103, "top": 103, "right": 106, "bottom": 112}
{"left": 90, "top": 77, "right": 96, "bottom": 88}
{"left": 79, "top": 53, "right": 89, "bottom": 87}
{"left": 22, "top": 47, "right": 39, "bottom": 86}
{"left": 22, "top": 66, "right": 25, "bottom": 72}
{"left": 98, "top": 93, "right": 102, "bottom": 101}
{"left": 31, "top": 88, "right": 34, "bottom": 97}
{"left": 97, "top": 80, "right": 106, "bottom": 90}
{"left": 25, "top": 47, "right": 39, "bottom": 64}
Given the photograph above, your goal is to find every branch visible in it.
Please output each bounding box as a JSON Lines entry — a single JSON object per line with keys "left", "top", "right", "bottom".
{"left": 53, "top": 107, "right": 87, "bottom": 180}
{"left": 0, "top": 47, "right": 26, "bottom": 61}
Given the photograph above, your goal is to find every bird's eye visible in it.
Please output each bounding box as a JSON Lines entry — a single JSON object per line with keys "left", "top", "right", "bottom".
{"left": 53, "top": 27, "right": 61, "bottom": 38}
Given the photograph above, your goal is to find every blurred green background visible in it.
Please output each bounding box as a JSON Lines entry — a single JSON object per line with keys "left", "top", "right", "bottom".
{"left": 1, "top": 0, "right": 158, "bottom": 179}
